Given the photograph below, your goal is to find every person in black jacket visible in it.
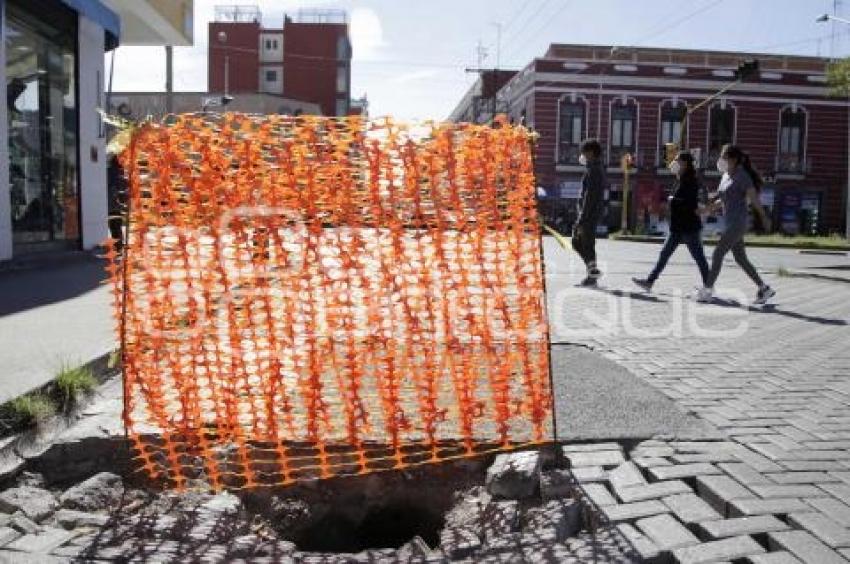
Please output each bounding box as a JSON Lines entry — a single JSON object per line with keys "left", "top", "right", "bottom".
{"left": 632, "top": 151, "right": 709, "bottom": 291}
{"left": 572, "top": 139, "right": 607, "bottom": 286}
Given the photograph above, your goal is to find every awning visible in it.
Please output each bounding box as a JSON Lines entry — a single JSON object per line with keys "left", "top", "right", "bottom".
{"left": 60, "top": 0, "right": 121, "bottom": 50}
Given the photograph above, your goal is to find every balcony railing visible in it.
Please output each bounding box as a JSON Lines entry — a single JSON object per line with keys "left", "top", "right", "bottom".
{"left": 292, "top": 9, "right": 348, "bottom": 24}
{"left": 214, "top": 5, "right": 261, "bottom": 23}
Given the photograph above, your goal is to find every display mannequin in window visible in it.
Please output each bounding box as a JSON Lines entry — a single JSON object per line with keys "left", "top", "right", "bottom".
{"left": 571, "top": 139, "right": 607, "bottom": 286}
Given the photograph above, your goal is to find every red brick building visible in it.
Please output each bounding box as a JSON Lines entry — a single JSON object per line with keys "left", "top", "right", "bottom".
{"left": 452, "top": 44, "right": 849, "bottom": 236}
{"left": 208, "top": 6, "right": 351, "bottom": 116}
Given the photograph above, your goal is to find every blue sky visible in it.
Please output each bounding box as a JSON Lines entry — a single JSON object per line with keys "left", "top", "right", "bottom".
{"left": 110, "top": 0, "right": 850, "bottom": 120}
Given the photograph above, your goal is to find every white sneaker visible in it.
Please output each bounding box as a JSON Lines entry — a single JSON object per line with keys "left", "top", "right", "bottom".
{"left": 696, "top": 287, "right": 713, "bottom": 303}
{"left": 755, "top": 285, "right": 776, "bottom": 304}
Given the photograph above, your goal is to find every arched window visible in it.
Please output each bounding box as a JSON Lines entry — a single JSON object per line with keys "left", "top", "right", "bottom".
{"left": 557, "top": 95, "right": 587, "bottom": 165}
{"left": 707, "top": 102, "right": 736, "bottom": 165}
{"left": 609, "top": 98, "right": 638, "bottom": 167}
{"left": 778, "top": 106, "right": 806, "bottom": 174}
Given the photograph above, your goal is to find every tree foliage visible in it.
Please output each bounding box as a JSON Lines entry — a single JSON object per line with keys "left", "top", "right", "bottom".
{"left": 827, "top": 58, "right": 850, "bottom": 97}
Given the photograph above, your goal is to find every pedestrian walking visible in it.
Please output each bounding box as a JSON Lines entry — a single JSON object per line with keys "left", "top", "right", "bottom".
{"left": 572, "top": 139, "right": 607, "bottom": 286}
{"left": 632, "top": 150, "right": 709, "bottom": 291}
{"left": 699, "top": 144, "right": 775, "bottom": 304}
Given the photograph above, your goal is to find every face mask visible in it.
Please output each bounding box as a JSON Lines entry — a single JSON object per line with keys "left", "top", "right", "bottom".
{"left": 578, "top": 154, "right": 588, "bottom": 166}
{"left": 717, "top": 158, "right": 729, "bottom": 174}
{"left": 669, "top": 161, "right": 681, "bottom": 175}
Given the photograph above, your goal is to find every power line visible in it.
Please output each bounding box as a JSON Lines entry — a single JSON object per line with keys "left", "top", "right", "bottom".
{"left": 631, "top": 0, "right": 725, "bottom": 47}
{"left": 499, "top": 0, "right": 533, "bottom": 37}
{"left": 503, "top": 0, "right": 574, "bottom": 66}
{"left": 501, "top": 0, "right": 557, "bottom": 51}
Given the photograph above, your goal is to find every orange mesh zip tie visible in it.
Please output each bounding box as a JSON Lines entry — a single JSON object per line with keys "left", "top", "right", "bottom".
{"left": 109, "top": 114, "right": 551, "bottom": 490}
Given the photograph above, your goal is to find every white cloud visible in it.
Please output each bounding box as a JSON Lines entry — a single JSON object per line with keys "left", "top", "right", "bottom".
{"left": 388, "top": 69, "right": 440, "bottom": 84}
{"left": 350, "top": 7, "right": 385, "bottom": 61}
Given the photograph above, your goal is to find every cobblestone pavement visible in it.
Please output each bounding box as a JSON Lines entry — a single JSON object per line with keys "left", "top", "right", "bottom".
{"left": 548, "top": 239, "right": 850, "bottom": 563}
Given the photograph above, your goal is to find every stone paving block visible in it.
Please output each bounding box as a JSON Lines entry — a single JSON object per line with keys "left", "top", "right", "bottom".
{"left": 767, "top": 472, "right": 841, "bottom": 484}
{"left": 540, "top": 469, "right": 572, "bottom": 499}
{"left": 486, "top": 451, "right": 541, "bottom": 499}
{"left": 788, "top": 511, "right": 850, "bottom": 548}
{"left": 569, "top": 466, "right": 607, "bottom": 483}
{"left": 616, "top": 523, "right": 660, "bottom": 562}
{"left": 52, "top": 509, "right": 109, "bottom": 530}
{"left": 699, "top": 515, "right": 789, "bottom": 539}
{"left": 9, "top": 515, "right": 39, "bottom": 535}
{"left": 651, "top": 463, "right": 722, "bottom": 481}
{"left": 0, "top": 488, "right": 57, "bottom": 523}
{"left": 0, "top": 527, "right": 20, "bottom": 547}
{"left": 601, "top": 500, "right": 669, "bottom": 523}
{"left": 805, "top": 497, "right": 850, "bottom": 527}
{"left": 696, "top": 475, "right": 755, "bottom": 516}
{"left": 671, "top": 535, "right": 765, "bottom": 564}
{"left": 524, "top": 499, "right": 581, "bottom": 541}
{"left": 729, "top": 498, "right": 811, "bottom": 517}
{"left": 632, "top": 446, "right": 675, "bottom": 458}
{"left": 672, "top": 453, "right": 739, "bottom": 464}
{"left": 820, "top": 483, "right": 850, "bottom": 505}
{"left": 636, "top": 513, "right": 700, "bottom": 551}
{"left": 663, "top": 493, "right": 722, "bottom": 525}
{"left": 829, "top": 471, "right": 850, "bottom": 484}
{"left": 783, "top": 460, "right": 847, "bottom": 472}
{"left": 617, "top": 480, "right": 692, "bottom": 504}
{"left": 562, "top": 442, "right": 622, "bottom": 453}
{"left": 483, "top": 500, "right": 519, "bottom": 542}
{"left": 750, "top": 485, "right": 829, "bottom": 499}
{"left": 718, "top": 463, "right": 772, "bottom": 486}
{"left": 565, "top": 450, "right": 624, "bottom": 469}
{"left": 608, "top": 462, "right": 647, "bottom": 490}
{"left": 747, "top": 551, "right": 804, "bottom": 564}
{"left": 440, "top": 527, "right": 481, "bottom": 560}
{"left": 634, "top": 457, "right": 673, "bottom": 469}
{"left": 4, "top": 527, "right": 74, "bottom": 553}
{"left": 580, "top": 483, "right": 617, "bottom": 507}
{"left": 768, "top": 530, "right": 848, "bottom": 564}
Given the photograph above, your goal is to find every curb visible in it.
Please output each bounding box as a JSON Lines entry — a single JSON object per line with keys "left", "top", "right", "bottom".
{"left": 0, "top": 350, "right": 119, "bottom": 486}
{"left": 607, "top": 235, "right": 850, "bottom": 252}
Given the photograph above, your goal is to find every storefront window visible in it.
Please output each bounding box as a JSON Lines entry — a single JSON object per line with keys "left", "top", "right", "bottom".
{"left": 6, "top": 0, "right": 78, "bottom": 251}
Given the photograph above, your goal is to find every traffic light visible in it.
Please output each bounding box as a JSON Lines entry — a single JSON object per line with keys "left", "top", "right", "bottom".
{"left": 735, "top": 59, "right": 759, "bottom": 81}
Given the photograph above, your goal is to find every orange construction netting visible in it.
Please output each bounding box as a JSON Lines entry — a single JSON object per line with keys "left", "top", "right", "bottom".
{"left": 107, "top": 113, "right": 551, "bottom": 490}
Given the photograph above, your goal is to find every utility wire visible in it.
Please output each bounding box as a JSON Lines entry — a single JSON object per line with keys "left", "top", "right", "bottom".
{"left": 503, "top": 0, "right": 574, "bottom": 67}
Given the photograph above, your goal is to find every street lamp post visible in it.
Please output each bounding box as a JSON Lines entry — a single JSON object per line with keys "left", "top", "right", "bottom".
{"left": 817, "top": 13, "right": 850, "bottom": 239}
{"left": 217, "top": 31, "right": 229, "bottom": 96}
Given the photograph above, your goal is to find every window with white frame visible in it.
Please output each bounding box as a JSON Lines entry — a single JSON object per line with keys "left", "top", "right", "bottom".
{"left": 335, "top": 98, "right": 348, "bottom": 116}
{"left": 336, "top": 65, "right": 348, "bottom": 93}
{"left": 778, "top": 107, "right": 806, "bottom": 173}
{"left": 708, "top": 104, "right": 735, "bottom": 165}
{"left": 659, "top": 102, "right": 686, "bottom": 166}
{"left": 557, "top": 98, "right": 586, "bottom": 165}
{"left": 609, "top": 101, "right": 637, "bottom": 167}
{"left": 337, "top": 35, "right": 349, "bottom": 60}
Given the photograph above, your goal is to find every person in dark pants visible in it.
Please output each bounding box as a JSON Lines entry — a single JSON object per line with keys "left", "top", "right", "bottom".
{"left": 571, "top": 139, "right": 607, "bottom": 286}
{"left": 107, "top": 154, "right": 127, "bottom": 251}
{"left": 632, "top": 151, "right": 709, "bottom": 291}
{"left": 700, "top": 144, "right": 775, "bottom": 304}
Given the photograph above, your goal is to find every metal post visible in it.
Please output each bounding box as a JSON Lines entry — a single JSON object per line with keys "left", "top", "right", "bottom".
{"left": 621, "top": 155, "right": 631, "bottom": 234}
{"left": 165, "top": 46, "right": 173, "bottom": 114}
{"left": 224, "top": 55, "right": 230, "bottom": 96}
{"left": 846, "top": 96, "right": 850, "bottom": 238}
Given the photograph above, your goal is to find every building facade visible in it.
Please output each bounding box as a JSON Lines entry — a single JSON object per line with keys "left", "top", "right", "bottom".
{"left": 0, "top": 0, "right": 193, "bottom": 262}
{"left": 456, "top": 44, "right": 849, "bottom": 236}
{"left": 208, "top": 6, "right": 352, "bottom": 117}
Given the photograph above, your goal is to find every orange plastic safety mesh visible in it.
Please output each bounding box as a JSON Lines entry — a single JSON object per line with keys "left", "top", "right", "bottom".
{"left": 107, "top": 113, "right": 551, "bottom": 490}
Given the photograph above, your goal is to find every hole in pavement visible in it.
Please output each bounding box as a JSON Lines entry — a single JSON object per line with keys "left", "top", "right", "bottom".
{"left": 296, "top": 499, "right": 443, "bottom": 552}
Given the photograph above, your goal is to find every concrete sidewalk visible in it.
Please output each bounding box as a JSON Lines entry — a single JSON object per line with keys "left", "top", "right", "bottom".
{"left": 0, "top": 253, "right": 114, "bottom": 404}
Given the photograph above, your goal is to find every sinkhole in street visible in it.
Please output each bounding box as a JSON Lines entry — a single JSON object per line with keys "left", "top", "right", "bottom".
{"left": 296, "top": 500, "right": 444, "bottom": 553}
